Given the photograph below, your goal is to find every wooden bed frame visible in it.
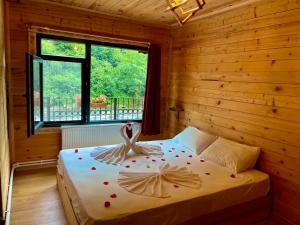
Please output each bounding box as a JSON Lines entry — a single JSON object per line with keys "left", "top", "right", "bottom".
{"left": 57, "top": 172, "right": 271, "bottom": 225}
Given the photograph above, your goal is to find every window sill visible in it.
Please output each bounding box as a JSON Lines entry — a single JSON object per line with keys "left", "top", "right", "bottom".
{"left": 36, "top": 120, "right": 142, "bottom": 134}
{"left": 42, "top": 120, "right": 142, "bottom": 128}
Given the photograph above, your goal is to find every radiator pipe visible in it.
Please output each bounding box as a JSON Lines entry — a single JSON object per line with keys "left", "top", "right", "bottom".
{"left": 5, "top": 159, "right": 57, "bottom": 225}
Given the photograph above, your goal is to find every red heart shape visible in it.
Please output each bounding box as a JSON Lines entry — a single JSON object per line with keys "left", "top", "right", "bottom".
{"left": 188, "top": 155, "right": 193, "bottom": 158}
{"left": 205, "top": 172, "right": 210, "bottom": 175}
{"left": 104, "top": 201, "right": 111, "bottom": 208}
{"left": 161, "top": 158, "right": 166, "bottom": 161}
{"left": 91, "top": 167, "right": 96, "bottom": 170}
{"left": 125, "top": 165, "right": 130, "bottom": 168}
{"left": 131, "top": 160, "right": 136, "bottom": 163}
{"left": 110, "top": 194, "right": 117, "bottom": 198}
{"left": 230, "top": 174, "right": 236, "bottom": 178}
{"left": 173, "top": 185, "right": 179, "bottom": 188}
{"left": 74, "top": 149, "right": 79, "bottom": 153}
{"left": 78, "top": 157, "right": 83, "bottom": 160}
{"left": 175, "top": 155, "right": 179, "bottom": 158}
{"left": 103, "top": 181, "right": 109, "bottom": 185}
{"left": 200, "top": 159, "right": 205, "bottom": 163}
{"left": 152, "top": 159, "right": 156, "bottom": 162}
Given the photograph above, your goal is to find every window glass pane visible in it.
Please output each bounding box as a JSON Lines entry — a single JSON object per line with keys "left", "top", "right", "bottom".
{"left": 90, "top": 45, "right": 148, "bottom": 121}
{"left": 41, "top": 38, "right": 85, "bottom": 58}
{"left": 33, "top": 59, "right": 41, "bottom": 123}
{"left": 42, "top": 60, "right": 82, "bottom": 122}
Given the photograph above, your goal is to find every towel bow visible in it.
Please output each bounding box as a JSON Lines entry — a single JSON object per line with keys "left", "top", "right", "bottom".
{"left": 118, "top": 163, "right": 201, "bottom": 198}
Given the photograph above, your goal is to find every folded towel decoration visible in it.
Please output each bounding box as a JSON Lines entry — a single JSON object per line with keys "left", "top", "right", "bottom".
{"left": 90, "top": 123, "right": 163, "bottom": 165}
{"left": 118, "top": 163, "right": 201, "bottom": 198}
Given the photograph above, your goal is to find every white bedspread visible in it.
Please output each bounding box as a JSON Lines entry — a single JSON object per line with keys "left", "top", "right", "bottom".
{"left": 57, "top": 139, "right": 270, "bottom": 225}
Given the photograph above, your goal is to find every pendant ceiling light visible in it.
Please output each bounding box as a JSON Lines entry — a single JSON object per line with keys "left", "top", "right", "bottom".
{"left": 166, "top": 0, "right": 206, "bottom": 26}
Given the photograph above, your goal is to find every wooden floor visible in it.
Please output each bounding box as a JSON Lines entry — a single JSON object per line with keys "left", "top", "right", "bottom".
{"left": 10, "top": 167, "right": 285, "bottom": 225}
{"left": 11, "top": 166, "right": 67, "bottom": 225}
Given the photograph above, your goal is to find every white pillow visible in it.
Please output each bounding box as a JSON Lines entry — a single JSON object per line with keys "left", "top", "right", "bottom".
{"left": 173, "top": 127, "right": 217, "bottom": 155}
{"left": 200, "top": 137, "right": 260, "bottom": 173}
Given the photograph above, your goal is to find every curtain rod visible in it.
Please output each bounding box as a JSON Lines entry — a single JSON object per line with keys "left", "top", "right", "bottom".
{"left": 27, "top": 25, "right": 151, "bottom": 48}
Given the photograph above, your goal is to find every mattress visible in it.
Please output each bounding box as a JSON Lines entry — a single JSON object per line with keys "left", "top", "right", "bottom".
{"left": 57, "top": 139, "right": 270, "bottom": 225}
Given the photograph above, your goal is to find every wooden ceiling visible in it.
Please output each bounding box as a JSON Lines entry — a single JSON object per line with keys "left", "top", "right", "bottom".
{"left": 26, "top": 0, "right": 256, "bottom": 27}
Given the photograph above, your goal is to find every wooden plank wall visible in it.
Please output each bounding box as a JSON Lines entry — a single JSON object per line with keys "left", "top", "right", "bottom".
{"left": 6, "top": 0, "right": 171, "bottom": 162}
{"left": 167, "top": 0, "right": 300, "bottom": 224}
{"left": 0, "top": 0, "right": 10, "bottom": 218}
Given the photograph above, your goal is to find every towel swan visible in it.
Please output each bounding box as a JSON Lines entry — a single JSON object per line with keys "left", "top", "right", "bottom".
{"left": 90, "top": 123, "right": 163, "bottom": 165}
{"left": 90, "top": 124, "right": 131, "bottom": 165}
{"left": 130, "top": 124, "right": 164, "bottom": 157}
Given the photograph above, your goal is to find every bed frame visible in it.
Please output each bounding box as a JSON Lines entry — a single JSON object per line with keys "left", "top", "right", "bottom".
{"left": 57, "top": 172, "right": 271, "bottom": 225}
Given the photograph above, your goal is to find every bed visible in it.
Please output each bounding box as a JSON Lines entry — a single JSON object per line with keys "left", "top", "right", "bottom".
{"left": 57, "top": 139, "right": 270, "bottom": 225}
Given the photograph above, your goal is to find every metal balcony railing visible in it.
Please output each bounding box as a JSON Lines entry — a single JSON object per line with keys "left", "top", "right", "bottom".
{"left": 41, "top": 97, "right": 144, "bottom": 122}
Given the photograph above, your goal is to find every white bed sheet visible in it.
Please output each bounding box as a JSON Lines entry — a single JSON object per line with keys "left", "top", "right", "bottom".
{"left": 57, "top": 139, "right": 270, "bottom": 225}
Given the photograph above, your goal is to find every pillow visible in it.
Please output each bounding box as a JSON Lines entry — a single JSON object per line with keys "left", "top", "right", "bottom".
{"left": 173, "top": 126, "right": 217, "bottom": 155}
{"left": 200, "top": 137, "right": 260, "bottom": 173}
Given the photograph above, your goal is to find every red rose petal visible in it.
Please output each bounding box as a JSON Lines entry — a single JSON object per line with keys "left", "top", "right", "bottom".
{"left": 187, "top": 162, "right": 191, "bottom": 165}
{"left": 188, "top": 155, "right": 193, "bottom": 158}
{"left": 173, "top": 185, "right": 179, "bottom": 188}
{"left": 104, "top": 201, "right": 111, "bottom": 208}
{"left": 110, "top": 194, "right": 117, "bottom": 198}
{"left": 200, "top": 159, "right": 205, "bottom": 163}
{"left": 175, "top": 155, "right": 179, "bottom": 158}
{"left": 161, "top": 158, "right": 166, "bottom": 161}
{"left": 103, "top": 181, "right": 109, "bottom": 185}
{"left": 230, "top": 174, "right": 236, "bottom": 178}
{"left": 91, "top": 167, "right": 96, "bottom": 170}
{"left": 74, "top": 149, "right": 79, "bottom": 153}
{"left": 152, "top": 159, "right": 156, "bottom": 162}
{"left": 205, "top": 172, "right": 210, "bottom": 175}
{"left": 131, "top": 160, "right": 136, "bottom": 163}
{"left": 125, "top": 165, "right": 130, "bottom": 168}
{"left": 78, "top": 157, "right": 83, "bottom": 160}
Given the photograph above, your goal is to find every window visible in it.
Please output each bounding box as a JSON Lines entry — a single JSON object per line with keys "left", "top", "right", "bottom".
{"left": 90, "top": 44, "right": 147, "bottom": 121}
{"left": 27, "top": 34, "right": 148, "bottom": 134}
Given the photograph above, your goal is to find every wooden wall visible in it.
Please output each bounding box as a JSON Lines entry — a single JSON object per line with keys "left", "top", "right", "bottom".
{"left": 6, "top": 0, "right": 171, "bottom": 163}
{"left": 0, "top": 0, "right": 10, "bottom": 218}
{"left": 167, "top": 0, "right": 300, "bottom": 224}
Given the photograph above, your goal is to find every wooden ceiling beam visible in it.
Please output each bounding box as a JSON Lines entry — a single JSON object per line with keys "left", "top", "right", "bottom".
{"left": 19, "top": 0, "right": 265, "bottom": 27}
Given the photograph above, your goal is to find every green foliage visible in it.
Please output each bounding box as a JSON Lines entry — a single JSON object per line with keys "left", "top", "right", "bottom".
{"left": 41, "top": 39, "right": 85, "bottom": 58}
{"left": 90, "top": 45, "right": 147, "bottom": 99}
{"left": 43, "top": 60, "right": 81, "bottom": 104}
{"left": 41, "top": 39, "right": 148, "bottom": 102}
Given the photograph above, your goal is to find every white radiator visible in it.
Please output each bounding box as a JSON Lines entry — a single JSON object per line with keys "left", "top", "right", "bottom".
{"left": 61, "top": 124, "right": 126, "bottom": 149}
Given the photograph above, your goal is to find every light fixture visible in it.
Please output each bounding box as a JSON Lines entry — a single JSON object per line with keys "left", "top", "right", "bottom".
{"left": 165, "top": 0, "right": 206, "bottom": 26}
{"left": 169, "top": 106, "right": 184, "bottom": 120}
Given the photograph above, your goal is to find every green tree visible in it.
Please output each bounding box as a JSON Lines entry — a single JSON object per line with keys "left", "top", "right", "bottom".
{"left": 41, "top": 39, "right": 148, "bottom": 103}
